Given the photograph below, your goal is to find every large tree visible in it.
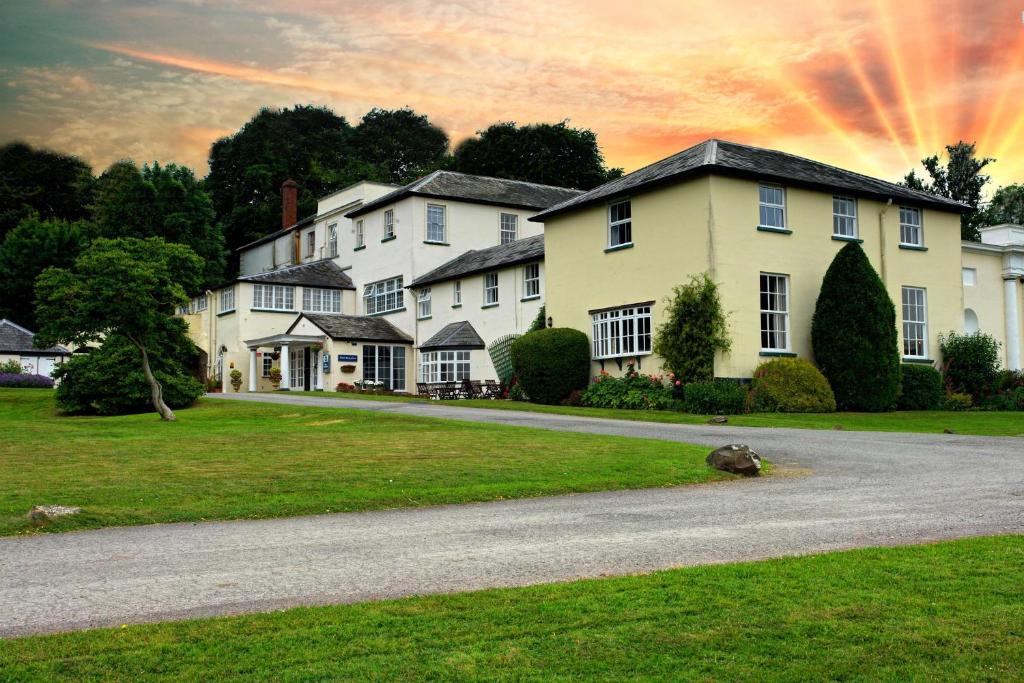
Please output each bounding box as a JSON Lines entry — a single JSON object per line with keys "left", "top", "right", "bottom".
{"left": 901, "top": 142, "right": 992, "bottom": 241}
{"left": 453, "top": 121, "right": 622, "bottom": 190}
{"left": 0, "top": 216, "right": 86, "bottom": 329}
{"left": 353, "top": 108, "right": 450, "bottom": 184}
{"left": 0, "top": 142, "right": 94, "bottom": 240}
{"left": 92, "top": 160, "right": 225, "bottom": 288}
{"left": 979, "top": 184, "right": 1024, "bottom": 227}
{"left": 207, "top": 105, "right": 356, "bottom": 256}
{"left": 35, "top": 237, "right": 203, "bottom": 421}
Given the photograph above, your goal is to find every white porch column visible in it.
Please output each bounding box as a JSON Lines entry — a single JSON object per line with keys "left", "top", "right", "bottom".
{"left": 1005, "top": 277, "right": 1022, "bottom": 371}
{"left": 279, "top": 344, "right": 290, "bottom": 390}
{"left": 248, "top": 349, "right": 257, "bottom": 392}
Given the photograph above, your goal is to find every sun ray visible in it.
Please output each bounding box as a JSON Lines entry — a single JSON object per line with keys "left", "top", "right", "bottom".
{"left": 872, "top": 0, "right": 928, "bottom": 158}
{"left": 914, "top": 0, "right": 942, "bottom": 153}
{"left": 977, "top": 30, "right": 1024, "bottom": 156}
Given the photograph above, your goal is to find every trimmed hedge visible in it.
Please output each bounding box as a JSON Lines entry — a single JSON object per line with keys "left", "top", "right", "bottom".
{"left": 683, "top": 379, "right": 747, "bottom": 415}
{"left": 897, "top": 364, "right": 943, "bottom": 410}
{"left": 510, "top": 328, "right": 590, "bottom": 405}
{"left": 748, "top": 358, "right": 836, "bottom": 413}
{"left": 811, "top": 242, "right": 900, "bottom": 411}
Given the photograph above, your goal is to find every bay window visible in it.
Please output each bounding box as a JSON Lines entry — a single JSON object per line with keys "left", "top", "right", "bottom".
{"left": 591, "top": 304, "right": 652, "bottom": 359}
{"left": 419, "top": 350, "right": 471, "bottom": 383}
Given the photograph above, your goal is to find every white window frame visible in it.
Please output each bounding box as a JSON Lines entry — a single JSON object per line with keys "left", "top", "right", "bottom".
{"left": 355, "top": 219, "right": 365, "bottom": 248}
{"left": 483, "top": 272, "right": 499, "bottom": 306}
{"left": 608, "top": 200, "right": 632, "bottom": 248}
{"left": 262, "top": 356, "right": 273, "bottom": 377}
{"left": 363, "top": 344, "right": 406, "bottom": 391}
{"left": 901, "top": 286, "right": 928, "bottom": 359}
{"left": 758, "top": 184, "right": 786, "bottom": 229}
{"left": 252, "top": 284, "right": 295, "bottom": 311}
{"left": 189, "top": 293, "right": 207, "bottom": 313}
{"left": 759, "top": 273, "right": 790, "bottom": 352}
{"left": 523, "top": 263, "right": 540, "bottom": 299}
{"left": 590, "top": 304, "right": 652, "bottom": 360}
{"left": 453, "top": 280, "right": 462, "bottom": 306}
{"left": 363, "top": 276, "right": 404, "bottom": 315}
{"left": 426, "top": 203, "right": 446, "bottom": 243}
{"left": 832, "top": 196, "right": 858, "bottom": 238}
{"left": 383, "top": 208, "right": 395, "bottom": 239}
{"left": 419, "top": 350, "right": 471, "bottom": 383}
{"left": 962, "top": 267, "right": 977, "bottom": 286}
{"left": 218, "top": 286, "right": 235, "bottom": 313}
{"left": 306, "top": 231, "right": 316, "bottom": 258}
{"left": 417, "top": 287, "right": 432, "bottom": 319}
{"left": 500, "top": 212, "right": 518, "bottom": 244}
{"left": 328, "top": 223, "right": 338, "bottom": 257}
{"left": 899, "top": 207, "right": 923, "bottom": 247}
{"left": 302, "top": 287, "right": 342, "bottom": 313}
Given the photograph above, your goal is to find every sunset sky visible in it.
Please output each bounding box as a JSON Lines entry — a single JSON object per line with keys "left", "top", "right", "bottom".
{"left": 1, "top": 0, "right": 1023, "bottom": 190}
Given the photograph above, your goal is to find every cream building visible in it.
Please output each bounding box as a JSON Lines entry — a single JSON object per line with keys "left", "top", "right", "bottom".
{"left": 961, "top": 224, "right": 1024, "bottom": 370}
{"left": 0, "top": 318, "right": 70, "bottom": 378}
{"left": 532, "top": 139, "right": 970, "bottom": 380}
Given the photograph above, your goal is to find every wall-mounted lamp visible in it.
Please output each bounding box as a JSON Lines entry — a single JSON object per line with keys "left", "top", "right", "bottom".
{"left": 546, "top": 316, "right": 553, "bottom": 328}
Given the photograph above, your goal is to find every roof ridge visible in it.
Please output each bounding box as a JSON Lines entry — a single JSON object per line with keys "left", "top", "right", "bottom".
{"left": 433, "top": 170, "right": 585, "bottom": 193}
{"left": 0, "top": 318, "right": 34, "bottom": 335}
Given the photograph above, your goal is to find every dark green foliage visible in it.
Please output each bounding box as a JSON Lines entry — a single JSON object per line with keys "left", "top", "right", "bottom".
{"left": 510, "top": 328, "right": 590, "bottom": 404}
{"left": 0, "top": 359, "right": 23, "bottom": 374}
{"left": 54, "top": 325, "right": 203, "bottom": 415}
{"left": 900, "top": 142, "right": 992, "bottom": 241}
{"left": 994, "top": 369, "right": 1024, "bottom": 393}
{"left": 528, "top": 305, "right": 546, "bottom": 333}
{"left": 748, "top": 358, "right": 836, "bottom": 413}
{"left": 979, "top": 184, "right": 1024, "bottom": 227}
{"left": 939, "top": 331, "right": 1001, "bottom": 400}
{"left": 353, "top": 108, "right": 449, "bottom": 183}
{"left": 453, "top": 121, "right": 622, "bottom": 190}
{"left": 0, "top": 216, "right": 86, "bottom": 328}
{"left": 653, "top": 274, "right": 730, "bottom": 383}
{"left": 897, "top": 364, "right": 944, "bottom": 410}
{"left": 206, "top": 106, "right": 356, "bottom": 256}
{"left": 0, "top": 142, "right": 94, "bottom": 239}
{"left": 683, "top": 380, "right": 747, "bottom": 415}
{"left": 92, "top": 161, "right": 225, "bottom": 289}
{"left": 811, "top": 242, "right": 900, "bottom": 411}
{"left": 579, "top": 365, "right": 675, "bottom": 410}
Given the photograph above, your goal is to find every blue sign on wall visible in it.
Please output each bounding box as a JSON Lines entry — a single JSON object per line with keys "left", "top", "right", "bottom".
{"left": 337, "top": 354, "right": 358, "bottom": 362}
{"left": 322, "top": 353, "right": 330, "bottom": 373}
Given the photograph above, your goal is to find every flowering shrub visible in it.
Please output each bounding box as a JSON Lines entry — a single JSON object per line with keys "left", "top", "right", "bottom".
{"left": 0, "top": 359, "right": 24, "bottom": 374}
{"left": 579, "top": 364, "right": 675, "bottom": 410}
{"left": 354, "top": 379, "right": 384, "bottom": 389}
{"left": 335, "top": 382, "right": 357, "bottom": 392}
{"left": 0, "top": 372, "right": 55, "bottom": 388}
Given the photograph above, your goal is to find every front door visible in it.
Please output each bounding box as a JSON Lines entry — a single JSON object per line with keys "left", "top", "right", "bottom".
{"left": 289, "top": 348, "right": 305, "bottom": 390}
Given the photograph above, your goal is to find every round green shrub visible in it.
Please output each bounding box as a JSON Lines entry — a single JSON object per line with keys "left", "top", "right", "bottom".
{"left": 939, "top": 331, "right": 1001, "bottom": 400}
{"left": 682, "top": 379, "right": 747, "bottom": 414}
{"left": 510, "top": 328, "right": 590, "bottom": 405}
{"left": 748, "top": 358, "right": 836, "bottom": 413}
{"left": 897, "top": 364, "right": 943, "bottom": 410}
{"left": 811, "top": 242, "right": 900, "bottom": 411}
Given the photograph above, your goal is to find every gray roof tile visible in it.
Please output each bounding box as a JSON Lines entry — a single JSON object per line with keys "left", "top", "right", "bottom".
{"left": 0, "top": 319, "right": 70, "bottom": 355}
{"left": 291, "top": 313, "right": 413, "bottom": 343}
{"left": 419, "top": 321, "right": 486, "bottom": 351}
{"left": 346, "top": 171, "right": 583, "bottom": 218}
{"left": 410, "top": 235, "right": 544, "bottom": 288}
{"left": 531, "top": 139, "right": 969, "bottom": 222}
{"left": 238, "top": 259, "right": 355, "bottom": 290}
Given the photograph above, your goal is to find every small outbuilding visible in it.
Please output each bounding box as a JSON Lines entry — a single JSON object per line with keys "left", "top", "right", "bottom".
{"left": 0, "top": 319, "right": 71, "bottom": 377}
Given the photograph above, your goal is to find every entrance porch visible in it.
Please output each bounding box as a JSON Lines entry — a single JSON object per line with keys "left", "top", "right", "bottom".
{"left": 244, "top": 333, "right": 326, "bottom": 392}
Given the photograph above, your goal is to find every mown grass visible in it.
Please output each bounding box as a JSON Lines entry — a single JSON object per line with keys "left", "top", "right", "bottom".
{"left": 291, "top": 390, "right": 1024, "bottom": 436}
{"left": 0, "top": 389, "right": 730, "bottom": 536}
{"left": 2, "top": 536, "right": 1021, "bottom": 681}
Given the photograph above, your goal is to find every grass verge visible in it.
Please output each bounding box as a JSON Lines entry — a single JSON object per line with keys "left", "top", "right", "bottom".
{"left": 0, "top": 389, "right": 731, "bottom": 536}
{"left": 290, "top": 390, "right": 1024, "bottom": 436}
{"left": 1, "top": 536, "right": 1021, "bottom": 680}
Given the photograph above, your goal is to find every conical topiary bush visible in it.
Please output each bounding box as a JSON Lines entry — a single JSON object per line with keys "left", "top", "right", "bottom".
{"left": 811, "top": 242, "right": 900, "bottom": 411}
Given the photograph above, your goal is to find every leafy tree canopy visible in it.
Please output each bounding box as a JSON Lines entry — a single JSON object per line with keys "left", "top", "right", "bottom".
{"left": 901, "top": 141, "right": 993, "bottom": 241}
{"left": 35, "top": 237, "right": 203, "bottom": 420}
{"left": 92, "top": 160, "right": 225, "bottom": 288}
{"left": 979, "top": 184, "right": 1024, "bottom": 227}
{"left": 453, "top": 121, "right": 623, "bottom": 190}
{"left": 353, "top": 108, "right": 450, "bottom": 184}
{"left": 0, "top": 215, "right": 87, "bottom": 329}
{"left": 0, "top": 141, "right": 94, "bottom": 240}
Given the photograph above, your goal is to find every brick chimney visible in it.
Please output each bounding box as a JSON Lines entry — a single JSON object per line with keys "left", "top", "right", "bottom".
{"left": 281, "top": 179, "right": 298, "bottom": 229}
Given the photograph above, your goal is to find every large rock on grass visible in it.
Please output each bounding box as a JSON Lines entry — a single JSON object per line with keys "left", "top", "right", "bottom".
{"left": 27, "top": 505, "right": 81, "bottom": 525}
{"left": 706, "top": 445, "right": 762, "bottom": 476}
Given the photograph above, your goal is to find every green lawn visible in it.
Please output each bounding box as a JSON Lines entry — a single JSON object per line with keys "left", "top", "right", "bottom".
{"left": 290, "top": 390, "right": 1024, "bottom": 437}
{"left": 0, "top": 389, "right": 731, "bottom": 536}
{"left": 3, "top": 536, "right": 1021, "bottom": 681}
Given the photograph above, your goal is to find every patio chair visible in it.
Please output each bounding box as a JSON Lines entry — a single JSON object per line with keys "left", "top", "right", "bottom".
{"left": 416, "top": 382, "right": 430, "bottom": 398}
{"left": 441, "top": 381, "right": 459, "bottom": 400}
{"left": 470, "top": 380, "right": 484, "bottom": 398}
{"left": 483, "top": 379, "right": 500, "bottom": 399}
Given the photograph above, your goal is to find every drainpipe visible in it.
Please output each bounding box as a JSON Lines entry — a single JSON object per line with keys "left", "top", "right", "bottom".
{"left": 878, "top": 199, "right": 892, "bottom": 285}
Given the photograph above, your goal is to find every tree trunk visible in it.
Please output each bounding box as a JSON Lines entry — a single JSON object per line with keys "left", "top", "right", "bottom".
{"left": 135, "top": 339, "right": 175, "bottom": 421}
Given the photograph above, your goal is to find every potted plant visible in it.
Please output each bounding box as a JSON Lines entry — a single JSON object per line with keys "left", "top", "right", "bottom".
{"left": 229, "top": 369, "right": 243, "bottom": 392}
{"left": 206, "top": 376, "right": 222, "bottom": 393}
{"left": 269, "top": 367, "right": 282, "bottom": 390}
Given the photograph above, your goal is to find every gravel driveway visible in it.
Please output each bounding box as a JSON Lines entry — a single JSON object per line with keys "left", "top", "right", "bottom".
{"left": 1, "top": 393, "right": 1021, "bottom": 637}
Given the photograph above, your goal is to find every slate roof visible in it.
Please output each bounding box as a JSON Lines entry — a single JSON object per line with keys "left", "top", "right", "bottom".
{"left": 409, "top": 235, "right": 544, "bottom": 288}
{"left": 237, "top": 259, "right": 355, "bottom": 290}
{"left": 290, "top": 313, "right": 413, "bottom": 343}
{"left": 531, "top": 139, "right": 969, "bottom": 222}
{"left": 234, "top": 214, "right": 315, "bottom": 253}
{"left": 0, "top": 319, "right": 70, "bottom": 355}
{"left": 419, "top": 321, "right": 486, "bottom": 351}
{"left": 346, "top": 171, "right": 584, "bottom": 218}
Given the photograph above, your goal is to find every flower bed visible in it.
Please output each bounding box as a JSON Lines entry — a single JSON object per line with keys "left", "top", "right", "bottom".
{"left": 0, "top": 373, "right": 54, "bottom": 388}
